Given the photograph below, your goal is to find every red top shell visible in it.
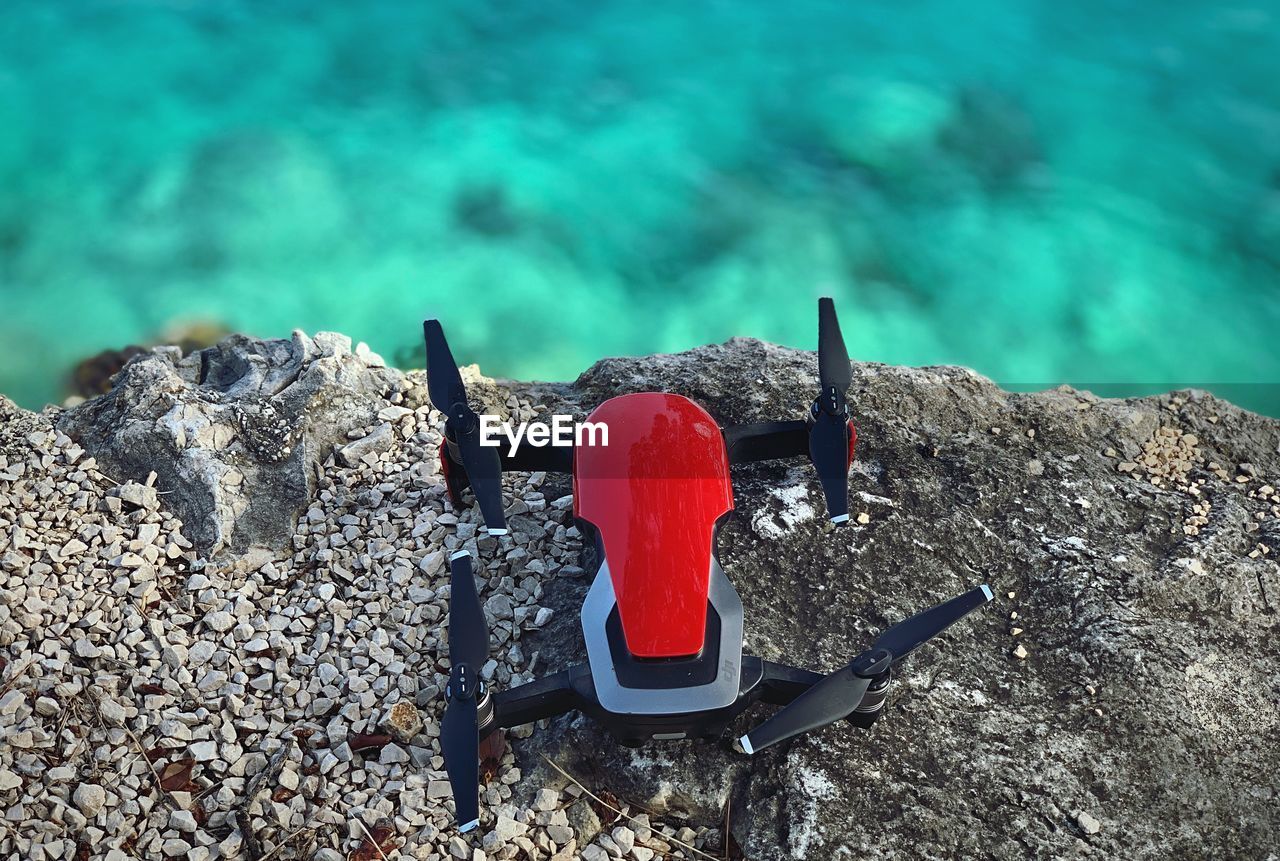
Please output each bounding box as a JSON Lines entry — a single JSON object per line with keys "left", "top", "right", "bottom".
{"left": 574, "top": 393, "right": 734, "bottom": 658}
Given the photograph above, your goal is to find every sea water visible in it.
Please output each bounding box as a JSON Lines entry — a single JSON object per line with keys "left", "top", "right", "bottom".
{"left": 1, "top": 1, "right": 1277, "bottom": 413}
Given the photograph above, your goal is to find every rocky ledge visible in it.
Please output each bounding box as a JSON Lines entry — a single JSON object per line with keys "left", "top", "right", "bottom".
{"left": 1, "top": 332, "right": 1278, "bottom": 860}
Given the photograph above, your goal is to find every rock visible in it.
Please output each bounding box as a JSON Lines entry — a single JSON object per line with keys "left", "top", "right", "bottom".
{"left": 96, "top": 697, "right": 127, "bottom": 726}
{"left": 169, "top": 809, "right": 198, "bottom": 832}
{"left": 1077, "top": 811, "right": 1102, "bottom": 835}
{"left": 484, "top": 593, "right": 515, "bottom": 621}
{"left": 204, "top": 610, "right": 235, "bottom": 632}
{"left": 383, "top": 701, "right": 424, "bottom": 743}
{"left": 532, "top": 787, "right": 559, "bottom": 811}
{"left": 72, "top": 784, "right": 106, "bottom": 817}
{"left": 504, "top": 340, "right": 1280, "bottom": 860}
{"left": 59, "top": 332, "right": 400, "bottom": 556}
{"left": 0, "top": 691, "right": 23, "bottom": 716}
{"left": 490, "top": 815, "right": 528, "bottom": 843}
{"left": 72, "top": 638, "right": 101, "bottom": 659}
{"left": 566, "top": 799, "right": 603, "bottom": 845}
{"left": 189, "top": 740, "right": 218, "bottom": 761}
{"left": 337, "top": 423, "right": 395, "bottom": 468}
{"left": 379, "top": 743, "right": 410, "bottom": 765}
{"left": 109, "top": 482, "right": 158, "bottom": 511}
{"left": 3, "top": 333, "right": 1276, "bottom": 860}
{"left": 610, "top": 826, "right": 635, "bottom": 854}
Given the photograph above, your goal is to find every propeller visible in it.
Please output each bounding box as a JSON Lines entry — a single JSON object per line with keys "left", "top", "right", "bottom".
{"left": 740, "top": 584, "right": 993, "bottom": 755}
{"left": 424, "top": 320, "right": 507, "bottom": 534}
{"left": 441, "top": 550, "right": 491, "bottom": 832}
{"left": 809, "top": 297, "right": 853, "bottom": 523}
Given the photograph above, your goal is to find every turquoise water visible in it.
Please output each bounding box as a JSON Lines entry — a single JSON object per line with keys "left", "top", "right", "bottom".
{"left": 2, "top": 1, "right": 1279, "bottom": 413}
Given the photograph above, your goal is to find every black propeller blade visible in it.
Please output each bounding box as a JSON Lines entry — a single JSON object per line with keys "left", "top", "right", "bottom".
{"left": 424, "top": 320, "right": 507, "bottom": 534}
{"left": 810, "top": 297, "right": 853, "bottom": 523}
{"left": 441, "top": 550, "right": 490, "bottom": 832}
{"left": 740, "top": 584, "right": 993, "bottom": 755}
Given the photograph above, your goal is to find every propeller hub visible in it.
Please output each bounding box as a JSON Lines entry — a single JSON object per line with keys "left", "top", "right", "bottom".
{"left": 851, "top": 648, "right": 893, "bottom": 678}
{"left": 813, "top": 386, "right": 848, "bottom": 418}
{"left": 449, "top": 403, "right": 477, "bottom": 432}
{"left": 447, "top": 664, "right": 482, "bottom": 701}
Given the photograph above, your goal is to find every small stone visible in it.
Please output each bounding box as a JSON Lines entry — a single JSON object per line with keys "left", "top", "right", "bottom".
{"left": 111, "top": 482, "right": 159, "bottom": 511}
{"left": 337, "top": 423, "right": 394, "bottom": 467}
{"left": 532, "top": 787, "right": 560, "bottom": 811}
{"left": 380, "top": 743, "right": 410, "bottom": 765}
{"left": 189, "top": 740, "right": 219, "bottom": 761}
{"left": 1013, "top": 644, "right": 1029, "bottom": 660}
{"left": 204, "top": 610, "right": 235, "bottom": 632}
{"left": 491, "top": 815, "right": 528, "bottom": 843}
{"left": 73, "top": 638, "right": 101, "bottom": 659}
{"left": 547, "top": 824, "right": 574, "bottom": 845}
{"left": 610, "top": 826, "right": 635, "bottom": 854}
{"left": 384, "top": 701, "right": 424, "bottom": 742}
{"left": 97, "top": 697, "right": 127, "bottom": 725}
{"left": 485, "top": 594, "right": 515, "bottom": 621}
{"left": 0, "top": 770, "right": 22, "bottom": 791}
{"left": 73, "top": 784, "right": 107, "bottom": 817}
{"left": 169, "top": 809, "right": 198, "bottom": 833}
{"left": 1076, "top": 811, "right": 1102, "bottom": 835}
{"left": 856, "top": 512, "right": 871, "bottom": 525}
{"left": 0, "top": 691, "right": 23, "bottom": 716}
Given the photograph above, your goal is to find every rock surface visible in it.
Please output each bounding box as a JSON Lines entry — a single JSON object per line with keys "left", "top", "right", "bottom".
{"left": 56, "top": 331, "right": 399, "bottom": 557}
{"left": 2, "top": 334, "right": 1278, "bottom": 860}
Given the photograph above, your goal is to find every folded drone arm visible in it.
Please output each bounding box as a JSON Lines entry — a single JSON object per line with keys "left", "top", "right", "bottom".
{"left": 490, "top": 669, "right": 583, "bottom": 731}
{"left": 439, "top": 438, "right": 573, "bottom": 512}
{"left": 723, "top": 421, "right": 810, "bottom": 465}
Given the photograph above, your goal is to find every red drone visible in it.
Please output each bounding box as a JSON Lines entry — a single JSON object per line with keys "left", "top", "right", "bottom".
{"left": 426, "top": 299, "right": 992, "bottom": 831}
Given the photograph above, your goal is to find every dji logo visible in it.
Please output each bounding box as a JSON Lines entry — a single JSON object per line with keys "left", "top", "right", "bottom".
{"left": 479, "top": 415, "right": 609, "bottom": 456}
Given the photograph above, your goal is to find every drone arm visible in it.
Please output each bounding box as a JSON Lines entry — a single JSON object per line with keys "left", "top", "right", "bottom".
{"left": 753, "top": 659, "right": 825, "bottom": 705}
{"left": 490, "top": 669, "right": 583, "bottom": 731}
{"left": 498, "top": 442, "right": 573, "bottom": 474}
{"left": 438, "top": 436, "right": 573, "bottom": 508}
{"left": 724, "top": 421, "right": 809, "bottom": 465}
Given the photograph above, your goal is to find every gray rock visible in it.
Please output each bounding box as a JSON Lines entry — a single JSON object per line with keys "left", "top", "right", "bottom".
{"left": 109, "top": 481, "right": 158, "bottom": 511}
{"left": 32, "top": 333, "right": 1280, "bottom": 859}
{"left": 72, "top": 784, "right": 106, "bottom": 817}
{"left": 565, "top": 799, "right": 602, "bottom": 845}
{"left": 1077, "top": 810, "right": 1102, "bottom": 835}
{"left": 0, "top": 691, "right": 23, "bottom": 716}
{"left": 337, "top": 422, "right": 394, "bottom": 467}
{"left": 59, "top": 331, "right": 400, "bottom": 556}
{"left": 169, "top": 809, "right": 198, "bottom": 833}
{"left": 505, "top": 339, "right": 1280, "bottom": 860}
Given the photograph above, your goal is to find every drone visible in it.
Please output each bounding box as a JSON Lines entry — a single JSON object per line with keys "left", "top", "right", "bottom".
{"left": 425, "top": 299, "right": 992, "bottom": 831}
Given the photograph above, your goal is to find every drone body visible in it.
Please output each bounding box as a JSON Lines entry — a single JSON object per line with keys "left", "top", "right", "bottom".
{"left": 427, "top": 300, "right": 992, "bottom": 831}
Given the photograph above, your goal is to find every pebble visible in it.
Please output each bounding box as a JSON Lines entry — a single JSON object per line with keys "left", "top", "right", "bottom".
{"left": 73, "top": 784, "right": 106, "bottom": 817}
{"left": 0, "top": 691, "right": 23, "bottom": 716}
{"left": 1076, "top": 811, "right": 1102, "bottom": 834}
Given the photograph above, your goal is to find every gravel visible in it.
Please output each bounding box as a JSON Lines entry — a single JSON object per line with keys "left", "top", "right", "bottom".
{"left": 0, "top": 378, "right": 707, "bottom": 860}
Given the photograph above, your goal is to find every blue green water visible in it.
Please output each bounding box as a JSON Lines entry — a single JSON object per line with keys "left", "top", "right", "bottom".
{"left": 2, "top": 2, "right": 1279, "bottom": 413}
